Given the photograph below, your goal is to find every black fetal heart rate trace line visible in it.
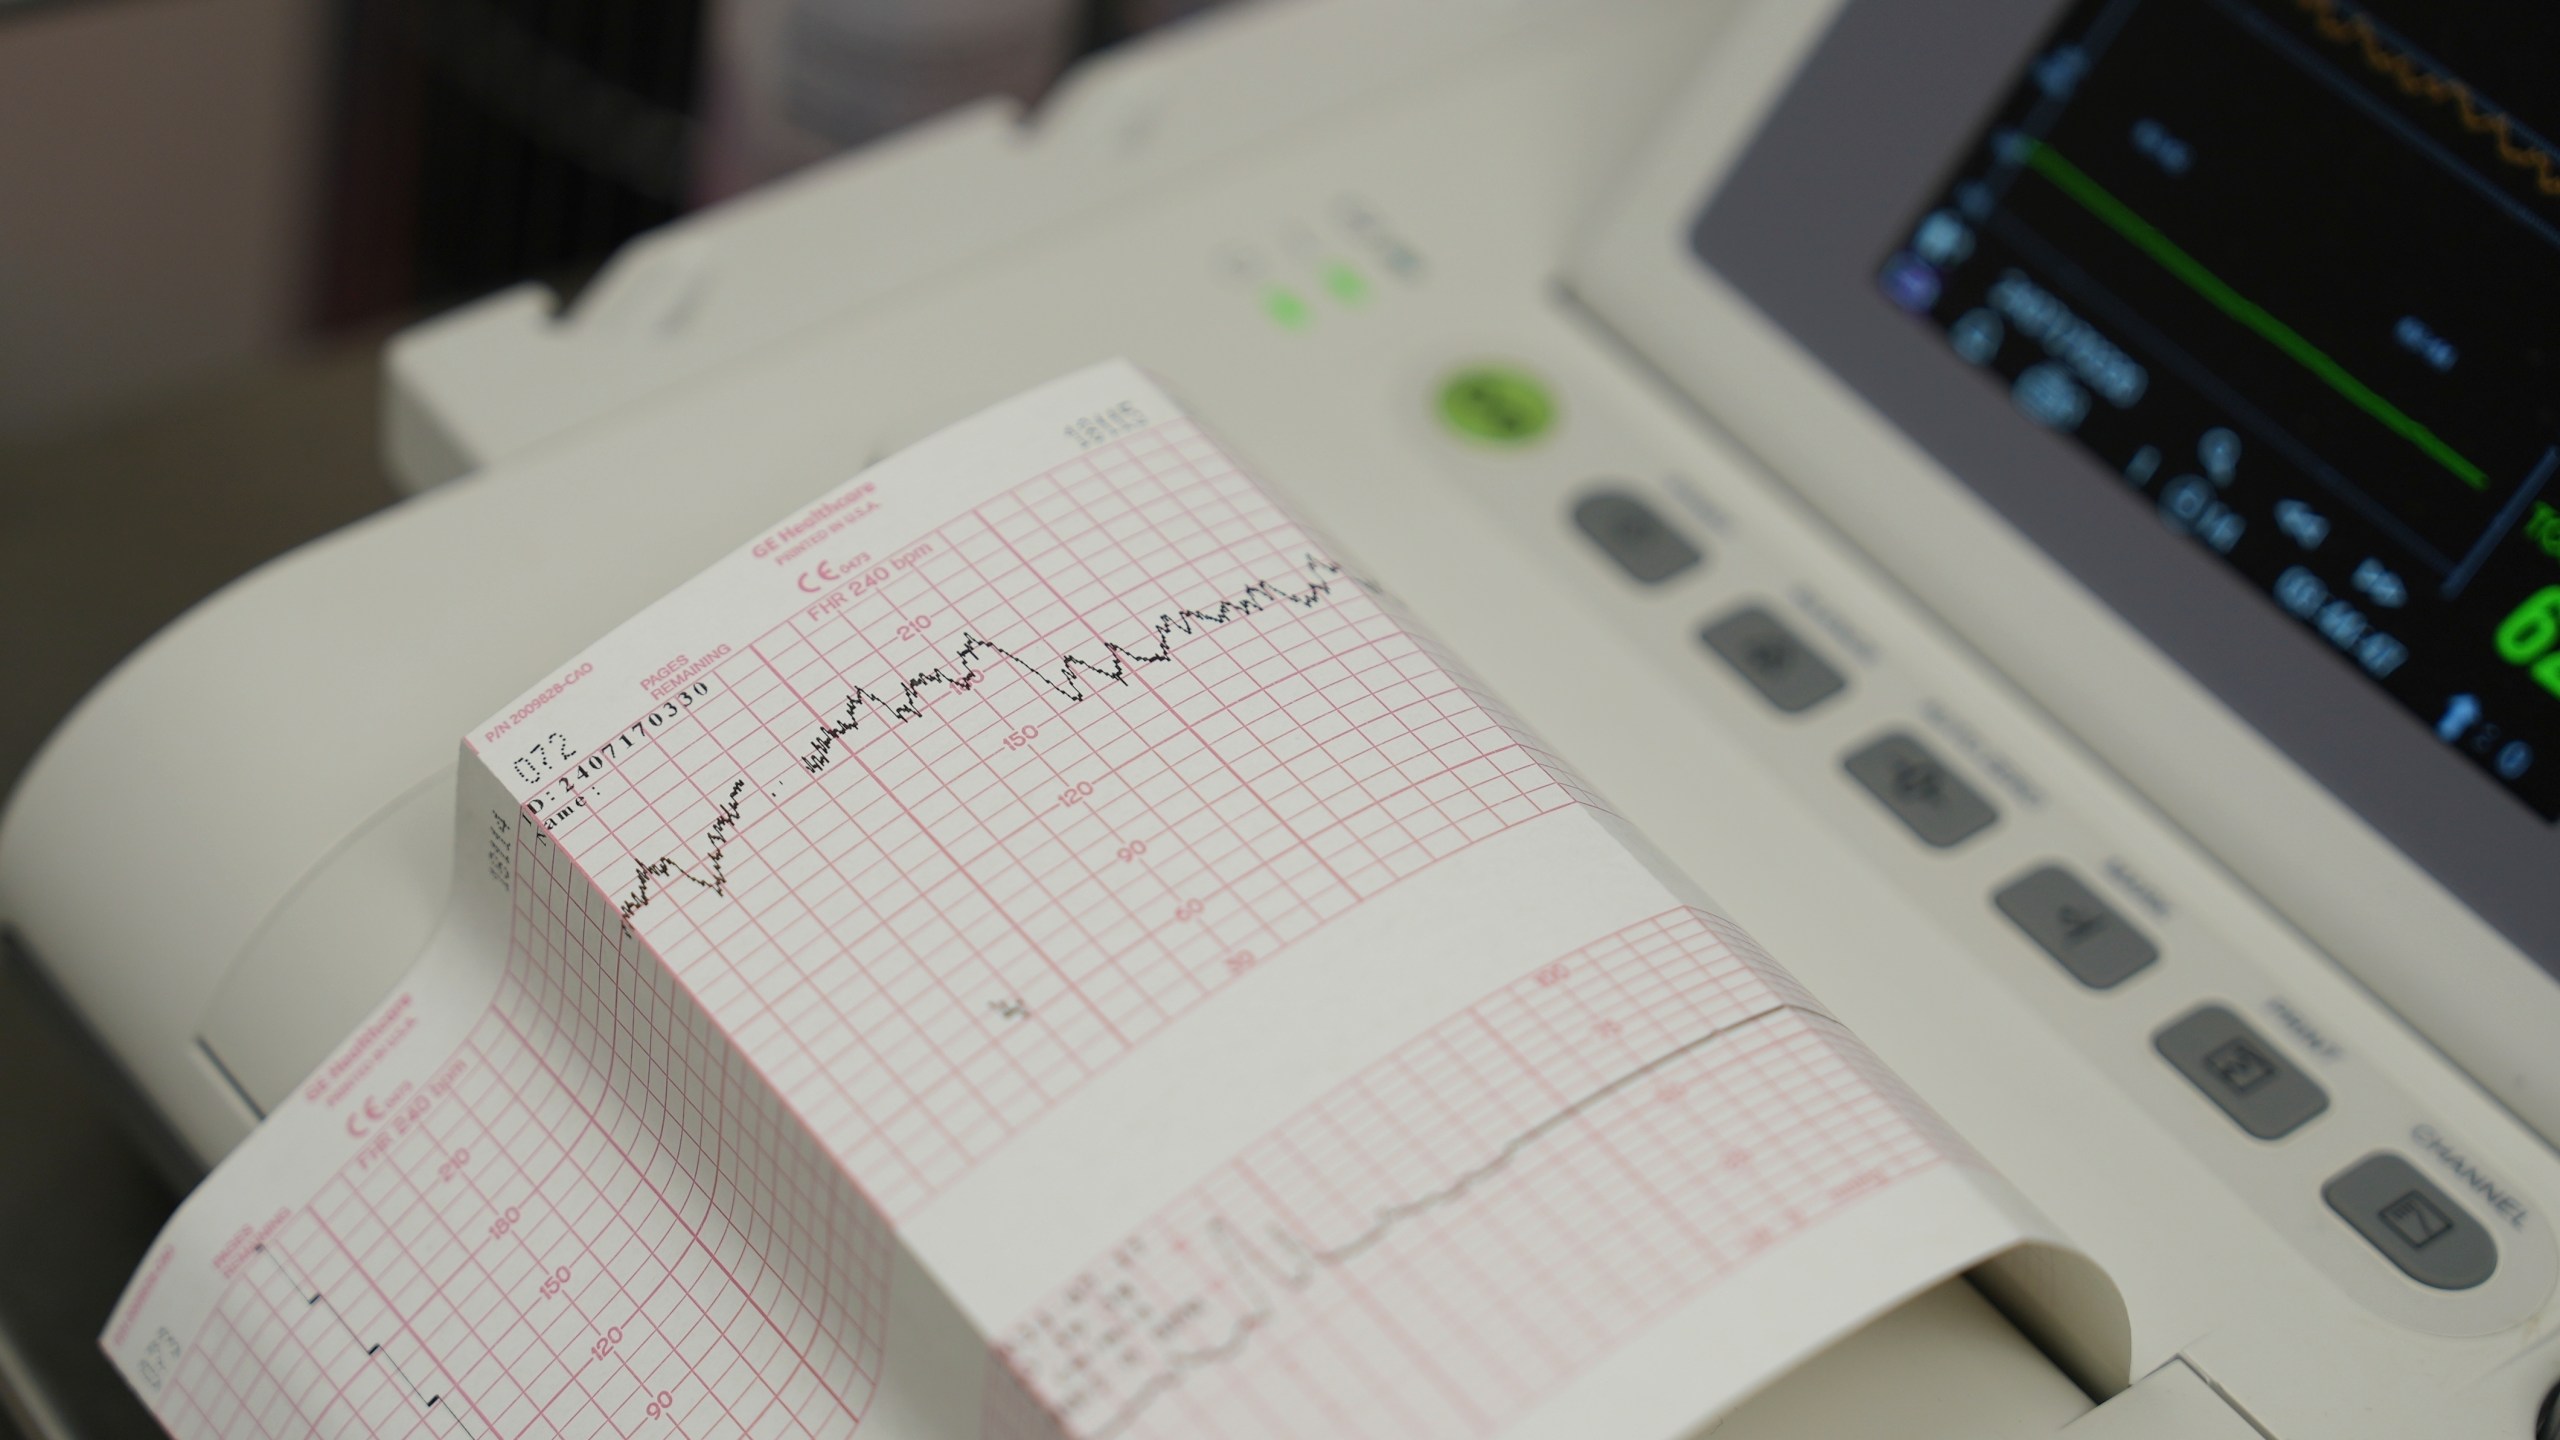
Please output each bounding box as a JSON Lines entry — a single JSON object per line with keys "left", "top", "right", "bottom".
{"left": 612, "top": 554, "right": 1349, "bottom": 925}
{"left": 615, "top": 780, "right": 748, "bottom": 925}
{"left": 795, "top": 552, "right": 1349, "bottom": 776}
{"left": 252, "top": 1244, "right": 487, "bottom": 1440}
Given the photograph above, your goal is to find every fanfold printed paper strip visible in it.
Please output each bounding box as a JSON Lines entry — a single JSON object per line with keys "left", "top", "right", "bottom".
{"left": 104, "top": 362, "right": 2059, "bottom": 1440}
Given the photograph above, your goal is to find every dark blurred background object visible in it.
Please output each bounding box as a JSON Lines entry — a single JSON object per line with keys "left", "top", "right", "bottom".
{"left": 318, "top": 0, "right": 706, "bottom": 325}
{"left": 0, "top": 2, "right": 1234, "bottom": 1436}
{"left": 322, "top": 0, "right": 703, "bottom": 322}
{"left": 0, "top": 0, "right": 1234, "bottom": 437}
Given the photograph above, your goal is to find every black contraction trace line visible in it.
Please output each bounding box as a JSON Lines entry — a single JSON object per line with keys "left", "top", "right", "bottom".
{"left": 1049, "top": 1001, "right": 1807, "bottom": 1440}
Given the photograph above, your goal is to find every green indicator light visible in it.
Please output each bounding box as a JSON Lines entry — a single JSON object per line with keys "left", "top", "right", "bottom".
{"left": 1262, "top": 286, "right": 1313, "bottom": 330}
{"left": 1437, "top": 366, "right": 1556, "bottom": 446}
{"left": 1321, "top": 261, "right": 1370, "bottom": 306}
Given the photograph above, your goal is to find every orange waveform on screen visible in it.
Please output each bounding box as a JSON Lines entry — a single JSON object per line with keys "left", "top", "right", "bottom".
{"left": 2294, "top": 0, "right": 2560, "bottom": 197}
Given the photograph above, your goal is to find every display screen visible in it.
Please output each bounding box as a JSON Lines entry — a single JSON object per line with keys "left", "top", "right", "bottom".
{"left": 1879, "top": 0, "right": 2560, "bottom": 819}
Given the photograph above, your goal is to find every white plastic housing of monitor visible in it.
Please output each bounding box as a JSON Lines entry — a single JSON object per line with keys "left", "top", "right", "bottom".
{"left": 3, "top": 0, "right": 2556, "bottom": 1433}
{"left": 1565, "top": 0, "right": 2560, "bottom": 1149}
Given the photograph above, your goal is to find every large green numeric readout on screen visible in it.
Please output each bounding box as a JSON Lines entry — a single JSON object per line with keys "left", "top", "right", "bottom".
{"left": 1878, "top": 0, "right": 2560, "bottom": 818}
{"left": 2496, "top": 587, "right": 2560, "bottom": 698}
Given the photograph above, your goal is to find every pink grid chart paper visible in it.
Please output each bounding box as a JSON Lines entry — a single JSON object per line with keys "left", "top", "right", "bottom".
{"left": 108, "top": 370, "right": 2030, "bottom": 1440}
{"left": 993, "top": 907, "right": 1963, "bottom": 1440}
{"left": 153, "top": 811, "right": 894, "bottom": 1440}
{"left": 537, "top": 418, "right": 1593, "bottom": 1221}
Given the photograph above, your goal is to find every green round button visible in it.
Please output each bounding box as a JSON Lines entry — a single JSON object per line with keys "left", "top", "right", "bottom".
{"left": 1437, "top": 366, "right": 1556, "bottom": 445}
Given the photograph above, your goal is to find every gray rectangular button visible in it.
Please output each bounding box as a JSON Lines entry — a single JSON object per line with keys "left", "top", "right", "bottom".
{"left": 1842, "top": 732, "right": 1998, "bottom": 847}
{"left": 2325, "top": 1152, "right": 2497, "bottom": 1290}
{"left": 2154, "top": 1005, "right": 2329, "bottom": 1140}
{"left": 1995, "top": 865, "right": 2159, "bottom": 989}
{"left": 1572, "top": 489, "right": 1702, "bottom": 584}
{"left": 1701, "top": 606, "right": 1846, "bottom": 713}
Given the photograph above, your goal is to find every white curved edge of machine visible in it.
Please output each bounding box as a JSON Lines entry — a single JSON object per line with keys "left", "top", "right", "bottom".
{"left": 0, "top": 418, "right": 885, "bottom": 1165}
{"left": 0, "top": 0, "right": 1650, "bottom": 1177}
{"left": 4, "top": 0, "right": 2555, "bottom": 1435}
{"left": 1565, "top": 0, "right": 2560, "bottom": 1148}
{"left": 0, "top": 1, "right": 2164, "bottom": 1435}
{"left": 384, "top": 0, "right": 1599, "bottom": 496}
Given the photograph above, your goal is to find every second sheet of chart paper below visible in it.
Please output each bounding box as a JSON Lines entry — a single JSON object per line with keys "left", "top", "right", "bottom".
{"left": 103, "top": 362, "right": 2065, "bottom": 1440}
